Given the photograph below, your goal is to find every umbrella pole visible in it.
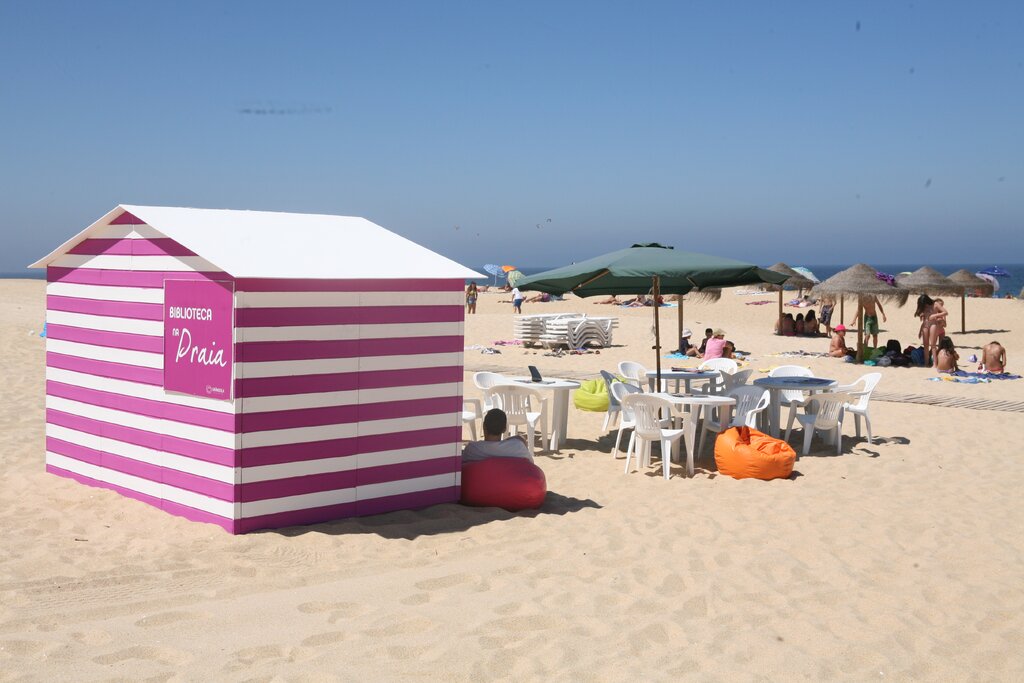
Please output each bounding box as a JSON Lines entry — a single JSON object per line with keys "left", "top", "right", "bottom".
{"left": 840, "top": 296, "right": 845, "bottom": 323}
{"left": 777, "top": 290, "right": 783, "bottom": 334}
{"left": 653, "top": 276, "right": 662, "bottom": 389}
{"left": 677, "top": 295, "right": 683, "bottom": 350}
{"left": 961, "top": 293, "right": 966, "bottom": 334}
{"left": 856, "top": 301, "right": 864, "bottom": 363}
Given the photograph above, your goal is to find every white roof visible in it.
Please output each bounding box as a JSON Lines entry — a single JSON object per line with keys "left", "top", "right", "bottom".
{"left": 30, "top": 204, "right": 482, "bottom": 280}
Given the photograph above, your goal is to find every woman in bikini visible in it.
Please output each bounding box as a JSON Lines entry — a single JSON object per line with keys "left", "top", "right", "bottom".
{"left": 914, "top": 294, "right": 935, "bottom": 365}
{"left": 935, "top": 335, "right": 959, "bottom": 373}
{"left": 928, "top": 298, "right": 949, "bottom": 367}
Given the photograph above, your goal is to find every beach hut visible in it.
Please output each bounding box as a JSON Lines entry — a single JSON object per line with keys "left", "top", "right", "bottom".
{"left": 31, "top": 205, "right": 481, "bottom": 533}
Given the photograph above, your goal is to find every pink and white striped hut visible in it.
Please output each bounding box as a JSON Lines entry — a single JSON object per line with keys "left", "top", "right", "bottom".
{"left": 31, "top": 205, "right": 481, "bottom": 533}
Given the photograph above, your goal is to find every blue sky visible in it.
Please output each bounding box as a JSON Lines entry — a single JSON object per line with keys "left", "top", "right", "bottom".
{"left": 2, "top": 1, "right": 1022, "bottom": 274}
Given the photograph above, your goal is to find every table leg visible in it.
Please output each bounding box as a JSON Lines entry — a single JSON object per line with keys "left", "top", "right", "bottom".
{"left": 768, "top": 388, "right": 781, "bottom": 438}
{"left": 549, "top": 390, "right": 571, "bottom": 450}
{"left": 682, "top": 406, "right": 702, "bottom": 477}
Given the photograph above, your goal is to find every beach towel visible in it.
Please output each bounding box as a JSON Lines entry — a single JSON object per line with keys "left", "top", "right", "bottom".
{"left": 949, "top": 370, "right": 1021, "bottom": 380}
{"left": 928, "top": 375, "right": 991, "bottom": 384}
{"left": 745, "top": 300, "right": 772, "bottom": 305}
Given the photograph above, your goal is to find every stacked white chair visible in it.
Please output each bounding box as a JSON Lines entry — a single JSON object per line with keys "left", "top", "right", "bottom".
{"left": 514, "top": 314, "right": 618, "bottom": 348}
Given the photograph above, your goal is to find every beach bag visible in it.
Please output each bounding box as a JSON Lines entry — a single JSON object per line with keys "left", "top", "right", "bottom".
{"left": 910, "top": 347, "right": 925, "bottom": 366}
{"left": 890, "top": 354, "right": 911, "bottom": 368}
{"left": 885, "top": 339, "right": 902, "bottom": 354}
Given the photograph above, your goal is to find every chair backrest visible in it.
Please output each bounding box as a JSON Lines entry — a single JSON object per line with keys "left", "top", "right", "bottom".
{"left": 485, "top": 385, "right": 540, "bottom": 422}
{"left": 805, "top": 393, "right": 850, "bottom": 429}
{"left": 599, "top": 370, "right": 620, "bottom": 408}
{"left": 621, "top": 393, "right": 672, "bottom": 439}
{"left": 611, "top": 381, "right": 642, "bottom": 421}
{"left": 721, "top": 368, "right": 753, "bottom": 392}
{"left": 726, "top": 386, "right": 770, "bottom": 427}
{"left": 473, "top": 371, "right": 507, "bottom": 391}
{"left": 768, "top": 365, "right": 814, "bottom": 403}
{"left": 618, "top": 361, "right": 648, "bottom": 388}
{"left": 699, "top": 358, "right": 738, "bottom": 374}
{"left": 846, "top": 372, "right": 882, "bottom": 410}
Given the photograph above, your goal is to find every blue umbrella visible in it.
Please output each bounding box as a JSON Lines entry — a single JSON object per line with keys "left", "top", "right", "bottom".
{"left": 483, "top": 263, "right": 503, "bottom": 286}
{"left": 977, "top": 266, "right": 1011, "bottom": 278}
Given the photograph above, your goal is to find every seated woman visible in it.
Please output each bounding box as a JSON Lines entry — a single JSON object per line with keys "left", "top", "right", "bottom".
{"left": 795, "top": 313, "right": 806, "bottom": 336}
{"left": 722, "top": 341, "right": 736, "bottom": 359}
{"left": 803, "top": 309, "right": 819, "bottom": 336}
{"left": 935, "top": 336, "right": 960, "bottom": 373}
{"left": 776, "top": 313, "right": 796, "bottom": 336}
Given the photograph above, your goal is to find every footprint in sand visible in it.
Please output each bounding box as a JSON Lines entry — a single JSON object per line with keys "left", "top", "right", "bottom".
{"left": 399, "top": 592, "right": 430, "bottom": 606}
{"left": 71, "top": 630, "right": 113, "bottom": 646}
{"left": 301, "top": 631, "right": 346, "bottom": 647}
{"left": 134, "top": 611, "right": 207, "bottom": 628}
{"left": 297, "top": 601, "right": 367, "bottom": 620}
{"left": 92, "top": 645, "right": 192, "bottom": 666}
{"left": 413, "top": 573, "right": 472, "bottom": 591}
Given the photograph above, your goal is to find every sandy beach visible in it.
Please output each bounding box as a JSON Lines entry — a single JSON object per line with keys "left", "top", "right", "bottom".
{"left": 3, "top": 278, "right": 1023, "bottom": 681}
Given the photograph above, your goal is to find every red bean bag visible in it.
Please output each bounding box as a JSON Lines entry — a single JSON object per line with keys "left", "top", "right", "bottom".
{"left": 460, "top": 458, "right": 547, "bottom": 511}
{"left": 714, "top": 426, "right": 796, "bottom": 480}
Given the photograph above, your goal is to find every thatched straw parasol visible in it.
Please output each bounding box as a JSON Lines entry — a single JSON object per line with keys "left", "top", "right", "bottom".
{"left": 896, "top": 267, "right": 965, "bottom": 295}
{"left": 948, "top": 269, "right": 995, "bottom": 333}
{"left": 811, "top": 263, "right": 909, "bottom": 361}
{"left": 761, "top": 262, "right": 816, "bottom": 330}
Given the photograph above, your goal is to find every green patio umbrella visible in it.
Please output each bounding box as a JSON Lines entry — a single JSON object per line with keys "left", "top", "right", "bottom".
{"left": 516, "top": 243, "right": 787, "bottom": 384}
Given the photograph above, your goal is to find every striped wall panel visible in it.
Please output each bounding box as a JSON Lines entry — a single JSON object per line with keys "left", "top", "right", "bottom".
{"left": 44, "top": 222, "right": 466, "bottom": 533}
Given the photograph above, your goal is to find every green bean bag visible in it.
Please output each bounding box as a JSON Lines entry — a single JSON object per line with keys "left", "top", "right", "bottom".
{"left": 573, "top": 378, "right": 609, "bottom": 412}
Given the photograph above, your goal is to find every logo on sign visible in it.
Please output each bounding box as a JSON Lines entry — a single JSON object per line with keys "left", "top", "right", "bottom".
{"left": 163, "top": 280, "right": 234, "bottom": 400}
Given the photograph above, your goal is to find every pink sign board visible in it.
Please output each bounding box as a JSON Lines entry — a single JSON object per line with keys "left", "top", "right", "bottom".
{"left": 163, "top": 280, "right": 234, "bottom": 400}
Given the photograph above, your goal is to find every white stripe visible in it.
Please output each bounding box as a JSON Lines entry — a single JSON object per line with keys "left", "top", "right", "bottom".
{"left": 46, "top": 452, "right": 234, "bottom": 519}
{"left": 46, "top": 310, "right": 163, "bottom": 336}
{"left": 47, "top": 282, "right": 164, "bottom": 304}
{"left": 240, "top": 382, "right": 460, "bottom": 413}
{"left": 238, "top": 321, "right": 462, "bottom": 342}
{"left": 46, "top": 367, "right": 235, "bottom": 414}
{"left": 239, "top": 443, "right": 456, "bottom": 483}
{"left": 46, "top": 338, "right": 163, "bottom": 368}
{"left": 45, "top": 396, "right": 236, "bottom": 448}
{"left": 239, "top": 413, "right": 455, "bottom": 449}
{"left": 239, "top": 485, "right": 356, "bottom": 517}
{"left": 357, "top": 473, "right": 456, "bottom": 502}
{"left": 48, "top": 254, "right": 218, "bottom": 272}
{"left": 236, "top": 291, "right": 462, "bottom": 308}
{"left": 236, "top": 351, "right": 462, "bottom": 379}
{"left": 91, "top": 224, "right": 164, "bottom": 239}
{"left": 47, "top": 424, "right": 235, "bottom": 484}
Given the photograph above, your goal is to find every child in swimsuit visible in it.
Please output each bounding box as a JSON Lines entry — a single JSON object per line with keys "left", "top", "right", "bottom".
{"left": 935, "top": 336, "right": 959, "bottom": 373}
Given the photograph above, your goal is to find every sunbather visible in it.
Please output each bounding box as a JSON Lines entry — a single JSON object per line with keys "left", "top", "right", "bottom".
{"left": 935, "top": 336, "right": 959, "bottom": 373}
{"left": 981, "top": 341, "right": 1007, "bottom": 373}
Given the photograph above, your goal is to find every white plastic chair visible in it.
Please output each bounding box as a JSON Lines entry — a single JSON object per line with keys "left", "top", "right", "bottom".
{"left": 784, "top": 392, "right": 850, "bottom": 456}
{"left": 622, "top": 394, "right": 685, "bottom": 480}
{"left": 835, "top": 372, "right": 882, "bottom": 444}
{"left": 698, "top": 357, "right": 738, "bottom": 374}
{"left": 610, "top": 381, "right": 643, "bottom": 459}
{"left": 768, "top": 365, "right": 814, "bottom": 408}
{"left": 697, "top": 386, "right": 770, "bottom": 455}
{"left": 462, "top": 399, "right": 482, "bottom": 440}
{"left": 485, "top": 385, "right": 549, "bottom": 453}
{"left": 700, "top": 367, "right": 752, "bottom": 395}
{"left": 618, "top": 361, "right": 648, "bottom": 391}
{"left": 599, "top": 369, "right": 622, "bottom": 430}
{"left": 473, "top": 371, "right": 507, "bottom": 411}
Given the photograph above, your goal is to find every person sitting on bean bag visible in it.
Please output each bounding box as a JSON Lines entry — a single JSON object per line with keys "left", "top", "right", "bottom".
{"left": 462, "top": 409, "right": 535, "bottom": 465}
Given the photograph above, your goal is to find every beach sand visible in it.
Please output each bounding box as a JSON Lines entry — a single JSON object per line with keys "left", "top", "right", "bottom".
{"left": 3, "top": 279, "right": 1023, "bottom": 680}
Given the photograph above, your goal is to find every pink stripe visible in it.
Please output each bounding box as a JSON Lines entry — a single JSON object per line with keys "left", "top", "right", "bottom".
{"left": 47, "top": 437, "right": 234, "bottom": 500}
{"left": 236, "top": 305, "right": 462, "bottom": 327}
{"left": 236, "top": 336, "right": 462, "bottom": 362}
{"left": 236, "top": 366, "right": 462, "bottom": 398}
{"left": 239, "top": 469, "right": 356, "bottom": 502}
{"left": 238, "top": 396, "right": 459, "bottom": 433}
{"left": 237, "top": 278, "right": 464, "bottom": 292}
{"left": 357, "top": 456, "right": 459, "bottom": 487}
{"left": 239, "top": 426, "right": 458, "bottom": 467}
{"left": 47, "top": 381, "right": 236, "bottom": 432}
{"left": 47, "top": 324, "right": 163, "bottom": 353}
{"left": 68, "top": 238, "right": 196, "bottom": 256}
{"left": 48, "top": 295, "right": 163, "bottom": 320}
{"left": 234, "top": 501, "right": 357, "bottom": 533}
{"left": 355, "top": 486, "right": 458, "bottom": 517}
{"left": 47, "top": 409, "right": 235, "bottom": 466}
{"left": 47, "top": 465, "right": 235, "bottom": 532}
{"left": 48, "top": 352, "right": 164, "bottom": 385}
{"left": 110, "top": 211, "right": 143, "bottom": 225}
{"left": 48, "top": 267, "right": 228, "bottom": 288}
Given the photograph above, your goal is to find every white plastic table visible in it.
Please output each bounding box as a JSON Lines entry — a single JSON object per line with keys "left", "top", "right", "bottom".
{"left": 652, "top": 392, "right": 736, "bottom": 477}
{"left": 646, "top": 369, "right": 719, "bottom": 394}
{"left": 508, "top": 377, "right": 581, "bottom": 450}
{"left": 752, "top": 376, "right": 838, "bottom": 438}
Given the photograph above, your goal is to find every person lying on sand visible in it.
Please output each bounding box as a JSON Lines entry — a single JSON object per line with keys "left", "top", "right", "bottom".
{"left": 462, "top": 409, "right": 535, "bottom": 465}
{"left": 980, "top": 341, "right": 1007, "bottom": 373}
{"left": 595, "top": 295, "right": 620, "bottom": 304}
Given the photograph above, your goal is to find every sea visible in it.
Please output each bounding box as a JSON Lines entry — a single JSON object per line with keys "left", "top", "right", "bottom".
{"left": 6, "top": 263, "right": 1024, "bottom": 297}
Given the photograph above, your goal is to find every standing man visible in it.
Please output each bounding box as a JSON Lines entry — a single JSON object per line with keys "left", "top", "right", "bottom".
{"left": 850, "top": 295, "right": 887, "bottom": 349}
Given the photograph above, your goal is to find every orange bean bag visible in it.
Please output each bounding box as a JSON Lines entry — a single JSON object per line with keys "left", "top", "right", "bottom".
{"left": 460, "top": 458, "right": 547, "bottom": 511}
{"left": 714, "top": 426, "right": 796, "bottom": 480}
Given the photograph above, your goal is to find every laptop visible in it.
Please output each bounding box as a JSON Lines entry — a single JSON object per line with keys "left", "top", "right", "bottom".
{"left": 527, "top": 365, "right": 555, "bottom": 384}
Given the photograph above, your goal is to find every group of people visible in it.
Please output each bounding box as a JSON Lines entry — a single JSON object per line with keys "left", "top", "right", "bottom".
{"left": 776, "top": 310, "right": 822, "bottom": 336}
{"left": 676, "top": 327, "right": 736, "bottom": 360}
